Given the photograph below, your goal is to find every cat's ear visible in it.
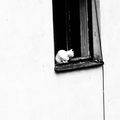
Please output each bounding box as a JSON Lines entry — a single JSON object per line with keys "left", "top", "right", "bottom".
{"left": 71, "top": 49, "right": 74, "bottom": 53}
{"left": 69, "top": 49, "right": 73, "bottom": 51}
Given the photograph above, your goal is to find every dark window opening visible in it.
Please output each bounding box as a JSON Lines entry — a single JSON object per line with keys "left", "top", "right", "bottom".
{"left": 52, "top": 0, "right": 104, "bottom": 72}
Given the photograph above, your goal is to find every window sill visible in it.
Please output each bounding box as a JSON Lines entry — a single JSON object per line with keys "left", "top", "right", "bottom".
{"left": 55, "top": 59, "right": 104, "bottom": 73}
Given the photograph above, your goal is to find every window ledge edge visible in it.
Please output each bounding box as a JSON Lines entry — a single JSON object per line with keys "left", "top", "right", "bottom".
{"left": 55, "top": 60, "right": 104, "bottom": 73}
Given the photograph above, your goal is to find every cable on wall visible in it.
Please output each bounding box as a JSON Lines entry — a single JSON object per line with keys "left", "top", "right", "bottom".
{"left": 102, "top": 66, "right": 105, "bottom": 120}
{"left": 94, "top": 0, "right": 105, "bottom": 120}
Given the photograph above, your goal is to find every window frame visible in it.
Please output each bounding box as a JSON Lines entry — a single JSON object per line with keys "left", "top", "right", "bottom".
{"left": 52, "top": 0, "right": 104, "bottom": 73}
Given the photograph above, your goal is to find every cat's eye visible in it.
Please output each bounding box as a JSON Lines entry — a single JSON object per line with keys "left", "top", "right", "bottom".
{"left": 52, "top": 0, "right": 104, "bottom": 72}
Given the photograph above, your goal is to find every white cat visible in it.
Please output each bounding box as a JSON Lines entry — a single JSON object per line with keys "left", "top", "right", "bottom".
{"left": 55, "top": 49, "right": 74, "bottom": 64}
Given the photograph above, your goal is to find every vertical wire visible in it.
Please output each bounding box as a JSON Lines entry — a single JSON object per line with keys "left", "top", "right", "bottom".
{"left": 102, "top": 66, "right": 105, "bottom": 120}
{"left": 94, "top": 0, "right": 105, "bottom": 119}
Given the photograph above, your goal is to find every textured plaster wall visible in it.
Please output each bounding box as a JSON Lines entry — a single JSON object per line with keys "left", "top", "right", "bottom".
{"left": 101, "top": 0, "right": 120, "bottom": 120}
{"left": 0, "top": 0, "right": 104, "bottom": 120}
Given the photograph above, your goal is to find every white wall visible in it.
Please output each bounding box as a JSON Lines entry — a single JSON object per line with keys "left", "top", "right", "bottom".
{"left": 101, "top": 0, "right": 120, "bottom": 120}
{"left": 0, "top": 0, "right": 106, "bottom": 120}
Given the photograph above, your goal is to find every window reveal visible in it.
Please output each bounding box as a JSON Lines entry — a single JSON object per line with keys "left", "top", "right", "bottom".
{"left": 52, "top": 0, "right": 104, "bottom": 72}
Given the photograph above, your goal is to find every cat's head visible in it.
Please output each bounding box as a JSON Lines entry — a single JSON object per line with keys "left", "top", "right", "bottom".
{"left": 67, "top": 49, "right": 74, "bottom": 58}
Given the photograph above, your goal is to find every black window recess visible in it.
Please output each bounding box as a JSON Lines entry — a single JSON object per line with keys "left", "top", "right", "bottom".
{"left": 52, "top": 0, "right": 104, "bottom": 72}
